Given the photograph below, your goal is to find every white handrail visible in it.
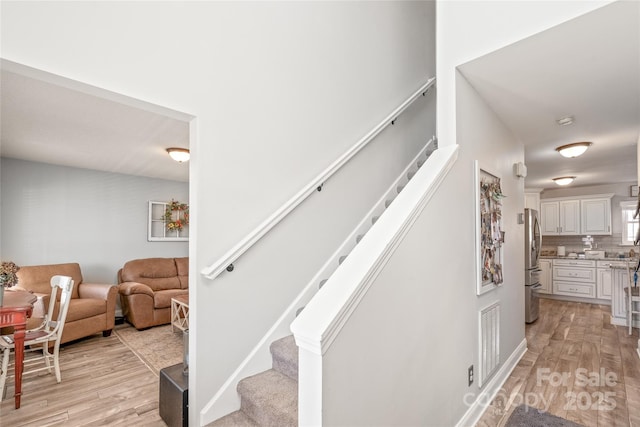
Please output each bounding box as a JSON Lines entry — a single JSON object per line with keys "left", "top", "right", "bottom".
{"left": 201, "top": 76, "right": 436, "bottom": 280}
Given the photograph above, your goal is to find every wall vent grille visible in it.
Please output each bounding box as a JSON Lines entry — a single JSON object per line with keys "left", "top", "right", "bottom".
{"left": 479, "top": 301, "right": 500, "bottom": 387}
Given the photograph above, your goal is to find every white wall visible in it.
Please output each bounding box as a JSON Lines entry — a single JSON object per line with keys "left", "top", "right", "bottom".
{"left": 637, "top": 135, "right": 640, "bottom": 183}
{"left": 312, "top": 71, "right": 524, "bottom": 426}
{"left": 432, "top": 2, "right": 614, "bottom": 425}
{"left": 1, "top": 1, "right": 435, "bottom": 422}
{"left": 0, "top": 158, "right": 188, "bottom": 283}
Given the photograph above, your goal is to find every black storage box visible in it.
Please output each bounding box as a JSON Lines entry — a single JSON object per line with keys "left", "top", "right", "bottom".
{"left": 159, "top": 363, "right": 188, "bottom": 427}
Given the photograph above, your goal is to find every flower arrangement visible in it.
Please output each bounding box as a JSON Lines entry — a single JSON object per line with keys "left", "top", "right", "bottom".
{"left": 0, "top": 261, "right": 20, "bottom": 288}
{"left": 164, "top": 200, "right": 189, "bottom": 232}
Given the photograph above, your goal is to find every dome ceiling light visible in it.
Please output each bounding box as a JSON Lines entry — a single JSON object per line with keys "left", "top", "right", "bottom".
{"left": 555, "top": 142, "right": 592, "bottom": 158}
{"left": 556, "top": 116, "right": 574, "bottom": 126}
{"left": 552, "top": 176, "right": 576, "bottom": 186}
{"left": 167, "top": 147, "right": 190, "bottom": 162}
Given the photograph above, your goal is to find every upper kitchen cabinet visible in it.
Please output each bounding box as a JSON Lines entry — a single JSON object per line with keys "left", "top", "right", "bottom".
{"left": 581, "top": 197, "right": 612, "bottom": 235}
{"left": 540, "top": 194, "right": 613, "bottom": 236}
{"left": 540, "top": 200, "right": 580, "bottom": 235}
{"left": 524, "top": 189, "right": 542, "bottom": 212}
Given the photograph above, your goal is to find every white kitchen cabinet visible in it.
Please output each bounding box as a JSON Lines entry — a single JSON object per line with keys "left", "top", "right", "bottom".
{"left": 596, "top": 263, "right": 613, "bottom": 300}
{"left": 524, "top": 190, "right": 541, "bottom": 212}
{"left": 581, "top": 198, "right": 612, "bottom": 235}
{"left": 538, "top": 259, "right": 552, "bottom": 294}
{"left": 540, "top": 202, "right": 560, "bottom": 235}
{"left": 559, "top": 200, "right": 581, "bottom": 235}
{"left": 610, "top": 265, "right": 637, "bottom": 327}
{"left": 553, "top": 259, "right": 596, "bottom": 298}
{"left": 540, "top": 200, "right": 580, "bottom": 235}
{"left": 540, "top": 194, "right": 613, "bottom": 236}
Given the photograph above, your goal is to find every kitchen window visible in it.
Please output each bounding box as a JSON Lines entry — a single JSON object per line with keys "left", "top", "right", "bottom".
{"left": 620, "top": 200, "right": 639, "bottom": 245}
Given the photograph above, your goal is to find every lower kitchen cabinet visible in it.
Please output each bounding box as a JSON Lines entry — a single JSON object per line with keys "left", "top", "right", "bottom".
{"left": 554, "top": 281, "right": 595, "bottom": 297}
{"left": 538, "top": 259, "right": 552, "bottom": 294}
{"left": 596, "top": 260, "right": 618, "bottom": 300}
{"left": 596, "top": 268, "right": 612, "bottom": 299}
{"left": 552, "top": 259, "right": 596, "bottom": 298}
{"left": 610, "top": 265, "right": 635, "bottom": 327}
{"left": 544, "top": 258, "right": 631, "bottom": 302}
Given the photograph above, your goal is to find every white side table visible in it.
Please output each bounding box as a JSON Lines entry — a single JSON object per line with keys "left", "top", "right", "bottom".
{"left": 171, "top": 295, "right": 189, "bottom": 333}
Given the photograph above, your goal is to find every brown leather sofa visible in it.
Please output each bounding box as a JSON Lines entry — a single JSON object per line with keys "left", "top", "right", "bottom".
{"left": 15, "top": 263, "right": 118, "bottom": 344}
{"left": 118, "top": 257, "right": 188, "bottom": 330}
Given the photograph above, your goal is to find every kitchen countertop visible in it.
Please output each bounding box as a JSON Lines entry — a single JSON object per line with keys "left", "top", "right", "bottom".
{"left": 609, "top": 264, "right": 635, "bottom": 270}
{"left": 540, "top": 256, "right": 638, "bottom": 262}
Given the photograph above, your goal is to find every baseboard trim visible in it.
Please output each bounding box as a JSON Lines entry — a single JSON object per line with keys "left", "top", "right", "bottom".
{"left": 539, "top": 294, "right": 610, "bottom": 305}
{"left": 610, "top": 317, "right": 640, "bottom": 327}
{"left": 455, "top": 338, "right": 527, "bottom": 427}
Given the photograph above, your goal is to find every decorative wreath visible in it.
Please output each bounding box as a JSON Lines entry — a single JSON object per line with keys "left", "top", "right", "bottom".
{"left": 164, "top": 200, "right": 189, "bottom": 232}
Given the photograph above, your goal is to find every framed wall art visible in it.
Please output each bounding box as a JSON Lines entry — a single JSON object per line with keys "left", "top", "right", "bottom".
{"left": 474, "top": 161, "right": 505, "bottom": 295}
{"left": 148, "top": 200, "right": 189, "bottom": 241}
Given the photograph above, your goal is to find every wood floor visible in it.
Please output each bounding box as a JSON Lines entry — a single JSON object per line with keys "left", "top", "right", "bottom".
{"left": 0, "top": 333, "right": 166, "bottom": 426}
{"left": 2, "top": 298, "right": 639, "bottom": 426}
{"left": 477, "top": 298, "right": 640, "bottom": 427}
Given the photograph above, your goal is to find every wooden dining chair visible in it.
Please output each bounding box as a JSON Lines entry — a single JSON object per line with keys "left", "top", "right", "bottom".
{"left": 0, "top": 275, "right": 74, "bottom": 400}
{"left": 625, "top": 261, "right": 640, "bottom": 336}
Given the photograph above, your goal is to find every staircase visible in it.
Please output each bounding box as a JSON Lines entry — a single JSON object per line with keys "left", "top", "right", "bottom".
{"left": 209, "top": 335, "right": 299, "bottom": 426}
{"left": 208, "top": 139, "right": 437, "bottom": 426}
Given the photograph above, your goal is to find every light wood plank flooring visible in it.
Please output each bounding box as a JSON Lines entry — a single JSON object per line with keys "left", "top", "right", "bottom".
{"left": 3, "top": 298, "right": 639, "bottom": 426}
{"left": 477, "top": 298, "right": 640, "bottom": 427}
{"left": 0, "top": 333, "right": 166, "bottom": 426}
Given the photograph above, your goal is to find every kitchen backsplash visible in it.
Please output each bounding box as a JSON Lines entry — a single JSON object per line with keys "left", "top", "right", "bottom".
{"left": 541, "top": 234, "right": 637, "bottom": 257}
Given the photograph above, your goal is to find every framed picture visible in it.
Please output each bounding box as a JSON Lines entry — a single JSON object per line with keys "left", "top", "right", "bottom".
{"left": 148, "top": 200, "right": 189, "bottom": 242}
{"left": 475, "top": 161, "right": 505, "bottom": 295}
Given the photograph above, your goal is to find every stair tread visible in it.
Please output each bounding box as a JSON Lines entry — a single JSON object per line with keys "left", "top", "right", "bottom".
{"left": 270, "top": 335, "right": 298, "bottom": 380}
{"left": 207, "top": 410, "right": 259, "bottom": 427}
{"left": 238, "top": 369, "right": 298, "bottom": 427}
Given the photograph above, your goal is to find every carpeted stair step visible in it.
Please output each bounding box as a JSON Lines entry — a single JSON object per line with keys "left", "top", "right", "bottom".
{"left": 238, "top": 369, "right": 298, "bottom": 427}
{"left": 270, "top": 335, "right": 298, "bottom": 380}
{"left": 208, "top": 410, "right": 259, "bottom": 426}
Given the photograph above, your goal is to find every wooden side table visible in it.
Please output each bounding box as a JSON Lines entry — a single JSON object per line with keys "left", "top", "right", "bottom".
{"left": 1, "top": 290, "right": 37, "bottom": 409}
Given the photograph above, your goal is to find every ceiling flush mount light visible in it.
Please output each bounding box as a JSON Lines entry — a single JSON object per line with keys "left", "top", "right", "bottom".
{"left": 556, "top": 116, "right": 574, "bottom": 126}
{"left": 555, "top": 141, "right": 592, "bottom": 158}
{"left": 167, "top": 147, "right": 190, "bottom": 162}
{"left": 552, "top": 176, "right": 576, "bottom": 186}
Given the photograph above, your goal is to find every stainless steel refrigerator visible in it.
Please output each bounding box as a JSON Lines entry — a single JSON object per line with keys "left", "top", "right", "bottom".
{"left": 524, "top": 208, "right": 542, "bottom": 323}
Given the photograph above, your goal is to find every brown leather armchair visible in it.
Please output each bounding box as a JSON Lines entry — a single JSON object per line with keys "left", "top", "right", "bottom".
{"left": 118, "top": 257, "right": 188, "bottom": 330}
{"left": 15, "top": 263, "right": 118, "bottom": 344}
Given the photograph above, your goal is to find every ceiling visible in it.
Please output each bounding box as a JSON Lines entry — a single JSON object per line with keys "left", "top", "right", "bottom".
{"left": 1, "top": 2, "right": 637, "bottom": 189}
{"left": 1, "top": 62, "right": 191, "bottom": 182}
{"left": 459, "top": 0, "right": 640, "bottom": 191}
